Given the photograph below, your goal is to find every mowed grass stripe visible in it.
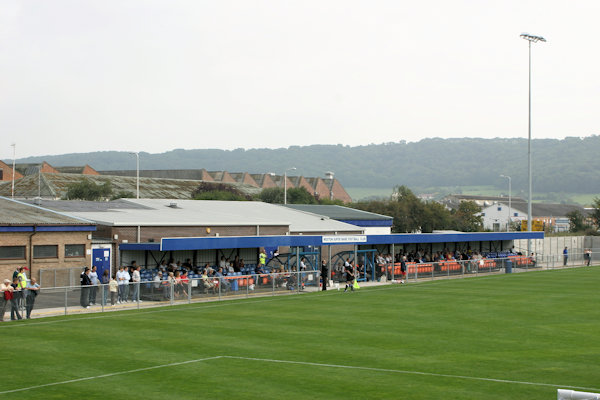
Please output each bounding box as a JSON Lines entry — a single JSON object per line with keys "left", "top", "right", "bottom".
{"left": 0, "top": 267, "right": 598, "bottom": 399}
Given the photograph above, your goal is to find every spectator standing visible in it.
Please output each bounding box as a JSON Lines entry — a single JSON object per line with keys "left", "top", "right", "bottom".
{"left": 80, "top": 267, "right": 92, "bottom": 309}
{"left": 563, "top": 247, "right": 568, "bottom": 266}
{"left": 101, "top": 270, "right": 110, "bottom": 306}
{"left": 10, "top": 277, "right": 23, "bottom": 319}
{"left": 122, "top": 266, "right": 131, "bottom": 302}
{"left": 585, "top": 249, "right": 592, "bottom": 266}
{"left": 321, "top": 260, "right": 328, "bottom": 291}
{"left": 400, "top": 256, "right": 407, "bottom": 284}
{"left": 258, "top": 249, "right": 267, "bottom": 269}
{"left": 131, "top": 265, "right": 141, "bottom": 302}
{"left": 89, "top": 266, "right": 99, "bottom": 305}
{"left": 25, "top": 278, "right": 40, "bottom": 319}
{"left": 109, "top": 275, "right": 118, "bottom": 306}
{"left": 116, "top": 266, "right": 126, "bottom": 304}
{"left": 1, "top": 279, "right": 12, "bottom": 321}
{"left": 16, "top": 266, "right": 28, "bottom": 309}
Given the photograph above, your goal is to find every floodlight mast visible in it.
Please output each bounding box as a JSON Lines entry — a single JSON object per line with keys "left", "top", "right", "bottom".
{"left": 520, "top": 32, "right": 546, "bottom": 256}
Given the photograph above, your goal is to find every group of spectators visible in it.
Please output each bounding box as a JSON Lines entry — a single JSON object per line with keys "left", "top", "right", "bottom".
{"left": 1, "top": 266, "right": 40, "bottom": 321}
{"left": 79, "top": 262, "right": 143, "bottom": 308}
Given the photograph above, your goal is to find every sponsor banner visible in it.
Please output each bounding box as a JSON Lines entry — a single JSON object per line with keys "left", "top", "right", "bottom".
{"left": 322, "top": 235, "right": 367, "bottom": 244}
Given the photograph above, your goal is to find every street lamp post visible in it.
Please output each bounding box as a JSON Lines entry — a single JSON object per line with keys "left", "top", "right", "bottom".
{"left": 284, "top": 167, "right": 296, "bottom": 205}
{"left": 130, "top": 152, "right": 140, "bottom": 199}
{"left": 500, "top": 174, "right": 512, "bottom": 231}
{"left": 521, "top": 33, "right": 546, "bottom": 255}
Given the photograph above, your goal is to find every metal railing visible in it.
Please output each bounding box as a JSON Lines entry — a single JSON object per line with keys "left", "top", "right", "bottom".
{"left": 3, "top": 255, "right": 595, "bottom": 321}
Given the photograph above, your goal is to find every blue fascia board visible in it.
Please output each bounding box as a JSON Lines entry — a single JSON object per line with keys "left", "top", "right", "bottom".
{"left": 118, "top": 232, "right": 544, "bottom": 253}
{"left": 0, "top": 225, "right": 96, "bottom": 232}
{"left": 161, "top": 235, "right": 322, "bottom": 251}
{"left": 364, "top": 231, "right": 544, "bottom": 245}
{"left": 339, "top": 219, "right": 393, "bottom": 227}
{"left": 0, "top": 226, "right": 34, "bottom": 232}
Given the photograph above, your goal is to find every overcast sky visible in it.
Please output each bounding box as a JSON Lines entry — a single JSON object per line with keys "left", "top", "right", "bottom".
{"left": 1, "top": 0, "right": 599, "bottom": 159}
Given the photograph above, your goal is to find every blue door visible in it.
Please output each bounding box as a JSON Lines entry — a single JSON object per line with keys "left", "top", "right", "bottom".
{"left": 92, "top": 248, "right": 111, "bottom": 279}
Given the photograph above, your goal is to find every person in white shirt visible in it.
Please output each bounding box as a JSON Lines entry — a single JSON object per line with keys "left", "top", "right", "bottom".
{"left": 116, "top": 266, "right": 127, "bottom": 304}
{"left": 131, "top": 265, "right": 142, "bottom": 302}
{"left": 122, "top": 267, "right": 131, "bottom": 302}
{"left": 89, "top": 266, "right": 99, "bottom": 305}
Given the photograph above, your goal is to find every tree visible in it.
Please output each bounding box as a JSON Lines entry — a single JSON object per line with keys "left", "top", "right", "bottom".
{"left": 566, "top": 210, "right": 589, "bottom": 233}
{"left": 589, "top": 197, "right": 600, "bottom": 229}
{"left": 64, "top": 178, "right": 113, "bottom": 200}
{"left": 258, "top": 187, "right": 318, "bottom": 204}
{"left": 286, "top": 187, "right": 317, "bottom": 204}
{"left": 353, "top": 186, "right": 461, "bottom": 233}
{"left": 451, "top": 201, "right": 483, "bottom": 232}
{"left": 259, "top": 187, "right": 284, "bottom": 204}
{"left": 193, "top": 190, "right": 249, "bottom": 201}
{"left": 191, "top": 182, "right": 251, "bottom": 201}
{"left": 111, "top": 191, "right": 135, "bottom": 200}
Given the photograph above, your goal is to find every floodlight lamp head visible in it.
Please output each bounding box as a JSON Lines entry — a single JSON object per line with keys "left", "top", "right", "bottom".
{"left": 520, "top": 33, "right": 546, "bottom": 43}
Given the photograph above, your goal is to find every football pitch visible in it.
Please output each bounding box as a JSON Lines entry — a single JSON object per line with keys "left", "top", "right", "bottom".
{"left": 1, "top": 268, "right": 599, "bottom": 399}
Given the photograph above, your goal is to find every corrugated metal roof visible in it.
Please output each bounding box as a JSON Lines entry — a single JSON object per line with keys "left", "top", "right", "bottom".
{"left": 490, "top": 200, "right": 587, "bottom": 218}
{"left": 0, "top": 173, "right": 262, "bottom": 199}
{"left": 0, "top": 197, "right": 95, "bottom": 225}
{"left": 37, "top": 199, "right": 362, "bottom": 233}
{"left": 283, "top": 204, "right": 393, "bottom": 221}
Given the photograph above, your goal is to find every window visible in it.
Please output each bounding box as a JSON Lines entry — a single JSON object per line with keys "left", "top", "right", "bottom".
{"left": 481, "top": 213, "right": 486, "bottom": 216}
{"left": 33, "top": 245, "right": 58, "bottom": 258}
{"left": 65, "top": 244, "right": 85, "bottom": 257}
{"left": 497, "top": 207, "right": 502, "bottom": 211}
{"left": 513, "top": 212, "right": 518, "bottom": 217}
{"left": 0, "top": 246, "right": 26, "bottom": 259}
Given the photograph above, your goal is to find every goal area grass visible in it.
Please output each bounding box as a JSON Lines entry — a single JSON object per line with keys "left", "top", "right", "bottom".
{"left": 1, "top": 267, "right": 599, "bottom": 399}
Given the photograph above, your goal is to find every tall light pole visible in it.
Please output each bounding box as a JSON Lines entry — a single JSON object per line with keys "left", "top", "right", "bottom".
{"left": 283, "top": 167, "right": 296, "bottom": 205}
{"left": 500, "top": 174, "right": 511, "bottom": 231}
{"left": 521, "top": 33, "right": 546, "bottom": 255}
{"left": 10, "top": 143, "right": 16, "bottom": 199}
{"left": 130, "top": 152, "right": 139, "bottom": 199}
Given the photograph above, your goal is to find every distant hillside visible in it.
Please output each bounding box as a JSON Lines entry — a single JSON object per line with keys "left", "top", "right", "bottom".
{"left": 11, "top": 136, "right": 600, "bottom": 194}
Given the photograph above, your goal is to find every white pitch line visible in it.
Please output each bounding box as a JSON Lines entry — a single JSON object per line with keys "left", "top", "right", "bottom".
{"left": 0, "top": 356, "right": 223, "bottom": 395}
{"left": 221, "top": 356, "right": 600, "bottom": 393}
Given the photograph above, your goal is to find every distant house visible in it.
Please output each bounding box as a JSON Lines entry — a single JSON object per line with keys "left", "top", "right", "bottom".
{"left": 478, "top": 200, "right": 586, "bottom": 232}
{"left": 0, "top": 160, "right": 23, "bottom": 182}
{"left": 441, "top": 194, "right": 526, "bottom": 211}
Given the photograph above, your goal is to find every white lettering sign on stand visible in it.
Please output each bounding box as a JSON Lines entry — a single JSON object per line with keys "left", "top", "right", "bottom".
{"left": 322, "top": 235, "right": 367, "bottom": 244}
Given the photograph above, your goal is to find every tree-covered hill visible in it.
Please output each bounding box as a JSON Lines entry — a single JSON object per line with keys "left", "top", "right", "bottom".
{"left": 11, "top": 136, "right": 600, "bottom": 194}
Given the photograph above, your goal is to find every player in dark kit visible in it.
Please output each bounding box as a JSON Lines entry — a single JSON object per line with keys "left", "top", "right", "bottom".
{"left": 344, "top": 263, "right": 354, "bottom": 292}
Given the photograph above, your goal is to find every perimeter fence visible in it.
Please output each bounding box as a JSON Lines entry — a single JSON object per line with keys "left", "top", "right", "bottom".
{"left": 4, "top": 253, "right": 595, "bottom": 320}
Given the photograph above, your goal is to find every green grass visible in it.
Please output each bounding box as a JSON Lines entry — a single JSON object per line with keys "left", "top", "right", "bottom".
{"left": 2, "top": 268, "right": 600, "bottom": 399}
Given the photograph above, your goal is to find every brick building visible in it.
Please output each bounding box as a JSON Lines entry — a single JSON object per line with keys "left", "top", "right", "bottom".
{"left": 0, "top": 197, "right": 96, "bottom": 281}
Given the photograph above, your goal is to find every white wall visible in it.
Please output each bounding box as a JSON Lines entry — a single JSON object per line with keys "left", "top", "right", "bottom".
{"left": 478, "top": 202, "right": 526, "bottom": 231}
